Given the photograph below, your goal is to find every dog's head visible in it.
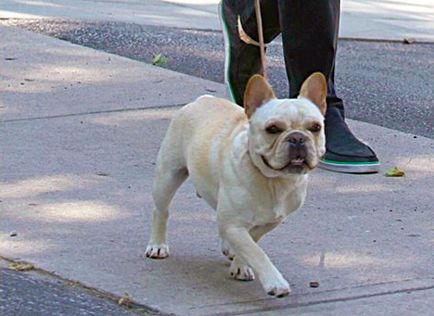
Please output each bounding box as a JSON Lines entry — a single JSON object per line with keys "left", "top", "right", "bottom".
{"left": 244, "top": 73, "right": 327, "bottom": 177}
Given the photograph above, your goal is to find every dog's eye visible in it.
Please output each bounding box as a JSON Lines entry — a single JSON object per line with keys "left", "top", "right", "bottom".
{"left": 265, "top": 125, "right": 282, "bottom": 134}
{"left": 308, "top": 123, "right": 322, "bottom": 133}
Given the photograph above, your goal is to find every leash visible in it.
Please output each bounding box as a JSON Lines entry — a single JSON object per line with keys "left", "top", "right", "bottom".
{"left": 254, "top": 0, "right": 267, "bottom": 79}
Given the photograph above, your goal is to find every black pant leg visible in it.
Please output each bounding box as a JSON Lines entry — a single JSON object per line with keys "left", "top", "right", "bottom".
{"left": 237, "top": 0, "right": 281, "bottom": 43}
{"left": 277, "top": 0, "right": 341, "bottom": 103}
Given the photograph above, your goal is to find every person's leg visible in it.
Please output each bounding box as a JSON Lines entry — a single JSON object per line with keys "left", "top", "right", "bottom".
{"left": 277, "top": 0, "right": 380, "bottom": 173}
{"left": 277, "top": 0, "right": 338, "bottom": 98}
{"left": 219, "top": 0, "right": 280, "bottom": 105}
{"left": 220, "top": 0, "right": 379, "bottom": 173}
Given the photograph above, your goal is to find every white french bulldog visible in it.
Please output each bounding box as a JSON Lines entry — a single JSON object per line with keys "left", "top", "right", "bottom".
{"left": 145, "top": 73, "right": 327, "bottom": 297}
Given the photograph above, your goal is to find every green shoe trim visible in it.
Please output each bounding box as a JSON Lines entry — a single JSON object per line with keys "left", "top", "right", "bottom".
{"left": 219, "top": 2, "right": 236, "bottom": 103}
{"left": 320, "top": 158, "right": 380, "bottom": 165}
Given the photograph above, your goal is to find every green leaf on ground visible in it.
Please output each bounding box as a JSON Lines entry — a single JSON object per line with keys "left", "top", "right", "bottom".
{"left": 152, "top": 53, "right": 167, "bottom": 66}
{"left": 118, "top": 292, "right": 133, "bottom": 308}
{"left": 385, "top": 166, "right": 405, "bottom": 177}
{"left": 9, "top": 262, "right": 34, "bottom": 271}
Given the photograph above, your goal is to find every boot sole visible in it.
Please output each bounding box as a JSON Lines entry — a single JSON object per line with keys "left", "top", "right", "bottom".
{"left": 319, "top": 159, "right": 380, "bottom": 174}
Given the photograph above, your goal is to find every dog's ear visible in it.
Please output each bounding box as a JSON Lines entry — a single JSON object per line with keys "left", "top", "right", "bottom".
{"left": 243, "top": 75, "right": 276, "bottom": 118}
{"left": 299, "top": 72, "right": 327, "bottom": 115}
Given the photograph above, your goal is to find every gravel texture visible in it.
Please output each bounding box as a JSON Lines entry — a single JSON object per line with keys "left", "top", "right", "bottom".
{"left": 2, "top": 19, "right": 433, "bottom": 138}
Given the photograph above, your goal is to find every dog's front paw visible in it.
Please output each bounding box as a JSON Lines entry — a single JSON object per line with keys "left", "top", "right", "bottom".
{"left": 221, "top": 239, "right": 235, "bottom": 261}
{"left": 229, "top": 259, "right": 255, "bottom": 281}
{"left": 145, "top": 243, "right": 169, "bottom": 259}
{"left": 263, "top": 276, "right": 291, "bottom": 298}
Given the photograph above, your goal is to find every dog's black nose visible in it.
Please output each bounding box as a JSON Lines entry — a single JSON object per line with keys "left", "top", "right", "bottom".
{"left": 288, "top": 132, "right": 307, "bottom": 160}
{"left": 288, "top": 132, "right": 307, "bottom": 145}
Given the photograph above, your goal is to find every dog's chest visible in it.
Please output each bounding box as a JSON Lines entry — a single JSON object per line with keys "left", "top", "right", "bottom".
{"left": 256, "top": 204, "right": 288, "bottom": 225}
{"left": 251, "top": 180, "right": 307, "bottom": 226}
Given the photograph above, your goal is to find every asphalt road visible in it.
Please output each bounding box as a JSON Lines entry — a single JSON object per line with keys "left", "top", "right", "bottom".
{"left": 0, "top": 267, "right": 154, "bottom": 316}
{"left": 3, "top": 19, "right": 433, "bottom": 139}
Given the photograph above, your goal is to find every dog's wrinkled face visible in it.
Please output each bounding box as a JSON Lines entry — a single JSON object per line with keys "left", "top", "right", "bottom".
{"left": 249, "top": 98, "right": 325, "bottom": 176}
{"left": 243, "top": 73, "right": 327, "bottom": 177}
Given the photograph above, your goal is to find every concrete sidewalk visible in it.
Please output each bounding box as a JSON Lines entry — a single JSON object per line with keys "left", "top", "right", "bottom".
{"left": 1, "top": 26, "right": 434, "bottom": 315}
{"left": 1, "top": 0, "right": 434, "bottom": 42}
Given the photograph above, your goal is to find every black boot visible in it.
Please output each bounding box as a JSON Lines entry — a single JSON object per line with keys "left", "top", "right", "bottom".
{"left": 319, "top": 98, "right": 379, "bottom": 173}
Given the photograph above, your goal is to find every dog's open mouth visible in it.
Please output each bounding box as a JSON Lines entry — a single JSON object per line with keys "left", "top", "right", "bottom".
{"left": 290, "top": 158, "right": 305, "bottom": 166}
{"left": 261, "top": 156, "right": 310, "bottom": 171}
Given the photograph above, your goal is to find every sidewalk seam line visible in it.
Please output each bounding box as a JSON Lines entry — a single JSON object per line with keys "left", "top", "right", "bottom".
{"left": 0, "top": 103, "right": 184, "bottom": 123}
{"left": 206, "top": 283, "right": 434, "bottom": 316}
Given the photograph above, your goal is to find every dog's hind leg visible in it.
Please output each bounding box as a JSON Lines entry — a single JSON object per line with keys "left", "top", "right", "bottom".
{"left": 221, "top": 238, "right": 235, "bottom": 261}
{"left": 145, "top": 125, "right": 188, "bottom": 259}
{"left": 222, "top": 222, "right": 280, "bottom": 261}
{"left": 219, "top": 222, "right": 290, "bottom": 297}
{"left": 249, "top": 222, "right": 281, "bottom": 242}
{"left": 226, "top": 222, "right": 281, "bottom": 281}
{"left": 145, "top": 164, "right": 188, "bottom": 259}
